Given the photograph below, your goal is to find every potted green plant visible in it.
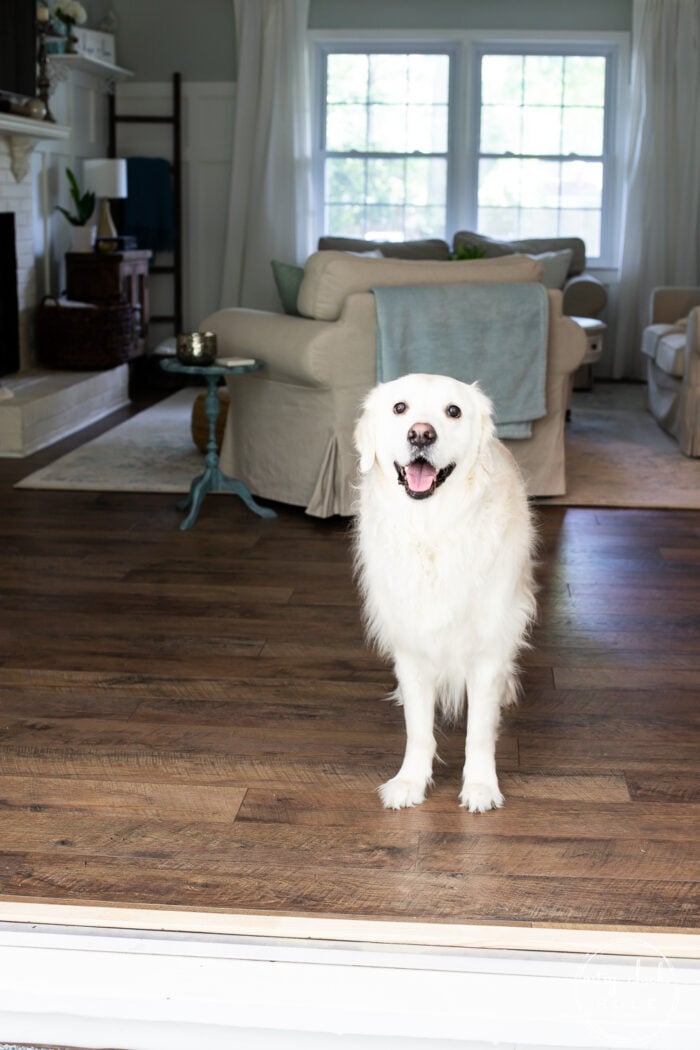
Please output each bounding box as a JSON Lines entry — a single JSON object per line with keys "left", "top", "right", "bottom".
{"left": 450, "top": 243, "right": 488, "bottom": 261}
{"left": 56, "top": 167, "right": 96, "bottom": 251}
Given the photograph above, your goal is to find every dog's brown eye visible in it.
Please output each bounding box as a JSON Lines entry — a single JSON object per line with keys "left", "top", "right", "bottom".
{"left": 446, "top": 404, "right": 462, "bottom": 418}
{"left": 393, "top": 402, "right": 407, "bottom": 415}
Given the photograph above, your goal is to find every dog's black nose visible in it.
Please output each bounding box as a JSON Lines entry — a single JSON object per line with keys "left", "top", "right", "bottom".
{"left": 408, "top": 422, "right": 437, "bottom": 448}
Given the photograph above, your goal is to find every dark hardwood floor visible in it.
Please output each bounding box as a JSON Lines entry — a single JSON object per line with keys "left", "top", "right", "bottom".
{"left": 0, "top": 409, "right": 698, "bottom": 933}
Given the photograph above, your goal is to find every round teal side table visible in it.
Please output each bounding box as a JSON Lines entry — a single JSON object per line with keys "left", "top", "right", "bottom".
{"left": 160, "top": 357, "right": 276, "bottom": 530}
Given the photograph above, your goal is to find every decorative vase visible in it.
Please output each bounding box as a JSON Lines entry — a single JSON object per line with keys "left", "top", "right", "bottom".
{"left": 71, "top": 224, "right": 96, "bottom": 252}
{"left": 63, "top": 18, "right": 78, "bottom": 54}
{"left": 23, "top": 98, "right": 47, "bottom": 121}
{"left": 45, "top": 17, "right": 67, "bottom": 54}
{"left": 45, "top": 35, "right": 67, "bottom": 55}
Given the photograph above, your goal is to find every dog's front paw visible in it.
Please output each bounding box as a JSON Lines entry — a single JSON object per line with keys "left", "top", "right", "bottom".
{"left": 460, "top": 781, "right": 505, "bottom": 813}
{"left": 379, "top": 776, "right": 427, "bottom": 809}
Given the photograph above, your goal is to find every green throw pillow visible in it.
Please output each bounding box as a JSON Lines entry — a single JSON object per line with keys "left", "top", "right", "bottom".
{"left": 271, "top": 259, "right": 304, "bottom": 315}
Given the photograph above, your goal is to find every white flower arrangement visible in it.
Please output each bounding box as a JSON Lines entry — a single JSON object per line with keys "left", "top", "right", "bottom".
{"left": 53, "top": 0, "right": 88, "bottom": 26}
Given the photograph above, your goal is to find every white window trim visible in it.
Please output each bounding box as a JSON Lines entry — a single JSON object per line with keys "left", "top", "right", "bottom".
{"left": 309, "top": 29, "right": 629, "bottom": 271}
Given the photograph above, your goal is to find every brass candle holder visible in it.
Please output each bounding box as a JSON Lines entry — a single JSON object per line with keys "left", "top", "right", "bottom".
{"left": 176, "top": 332, "right": 218, "bottom": 366}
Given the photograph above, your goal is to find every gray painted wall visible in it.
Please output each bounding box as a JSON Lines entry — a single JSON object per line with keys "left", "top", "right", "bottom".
{"left": 103, "top": 0, "right": 631, "bottom": 82}
{"left": 104, "top": 0, "right": 236, "bottom": 82}
{"left": 310, "top": 0, "right": 632, "bottom": 32}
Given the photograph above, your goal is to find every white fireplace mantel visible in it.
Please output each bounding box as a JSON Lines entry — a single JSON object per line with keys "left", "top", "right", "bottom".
{"left": 0, "top": 113, "right": 70, "bottom": 181}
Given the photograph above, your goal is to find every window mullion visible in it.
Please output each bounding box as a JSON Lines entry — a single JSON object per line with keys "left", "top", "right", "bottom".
{"left": 478, "top": 153, "right": 604, "bottom": 162}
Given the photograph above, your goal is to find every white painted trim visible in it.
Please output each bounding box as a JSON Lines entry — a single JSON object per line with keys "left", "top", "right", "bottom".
{"left": 308, "top": 29, "right": 630, "bottom": 48}
{"left": 0, "top": 920, "right": 697, "bottom": 1050}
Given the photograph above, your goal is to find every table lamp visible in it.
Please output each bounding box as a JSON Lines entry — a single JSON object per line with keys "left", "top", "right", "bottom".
{"left": 83, "top": 158, "right": 128, "bottom": 238}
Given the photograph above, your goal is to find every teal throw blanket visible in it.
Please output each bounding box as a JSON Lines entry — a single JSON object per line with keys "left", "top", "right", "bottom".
{"left": 122, "top": 157, "right": 175, "bottom": 253}
{"left": 372, "top": 282, "right": 548, "bottom": 438}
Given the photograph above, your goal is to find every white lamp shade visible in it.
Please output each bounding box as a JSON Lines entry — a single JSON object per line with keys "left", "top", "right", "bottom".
{"left": 83, "top": 158, "right": 128, "bottom": 199}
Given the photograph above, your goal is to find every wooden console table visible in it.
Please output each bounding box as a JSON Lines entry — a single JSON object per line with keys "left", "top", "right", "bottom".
{"left": 65, "top": 250, "right": 152, "bottom": 356}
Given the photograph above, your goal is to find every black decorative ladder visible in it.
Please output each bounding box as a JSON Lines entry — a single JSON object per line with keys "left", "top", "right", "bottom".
{"left": 108, "top": 71, "right": 183, "bottom": 335}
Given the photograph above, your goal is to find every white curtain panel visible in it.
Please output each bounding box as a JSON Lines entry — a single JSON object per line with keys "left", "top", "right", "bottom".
{"left": 614, "top": 0, "right": 700, "bottom": 377}
{"left": 219, "top": 0, "right": 313, "bottom": 311}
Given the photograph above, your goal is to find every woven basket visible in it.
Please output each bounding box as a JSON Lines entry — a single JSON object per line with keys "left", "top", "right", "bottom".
{"left": 35, "top": 296, "right": 138, "bottom": 370}
{"left": 191, "top": 389, "right": 230, "bottom": 453}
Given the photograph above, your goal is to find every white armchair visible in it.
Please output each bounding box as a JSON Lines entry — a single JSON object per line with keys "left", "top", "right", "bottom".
{"left": 641, "top": 287, "right": 700, "bottom": 456}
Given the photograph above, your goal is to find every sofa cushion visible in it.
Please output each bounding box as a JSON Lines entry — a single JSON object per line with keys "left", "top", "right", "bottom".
{"left": 318, "top": 236, "right": 451, "bottom": 261}
{"left": 453, "top": 230, "right": 585, "bottom": 276}
{"left": 641, "top": 323, "right": 686, "bottom": 378}
{"left": 526, "top": 249, "right": 574, "bottom": 290}
{"left": 271, "top": 259, "right": 304, "bottom": 316}
{"left": 298, "top": 251, "right": 544, "bottom": 322}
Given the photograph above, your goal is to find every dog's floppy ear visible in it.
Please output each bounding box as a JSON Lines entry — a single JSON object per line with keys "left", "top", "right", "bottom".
{"left": 469, "top": 382, "right": 496, "bottom": 467}
{"left": 470, "top": 382, "right": 496, "bottom": 444}
{"left": 354, "top": 391, "right": 378, "bottom": 474}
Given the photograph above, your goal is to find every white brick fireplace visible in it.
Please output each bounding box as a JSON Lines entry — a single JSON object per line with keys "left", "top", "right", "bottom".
{"left": 0, "top": 139, "right": 35, "bottom": 373}
{"left": 0, "top": 74, "right": 131, "bottom": 457}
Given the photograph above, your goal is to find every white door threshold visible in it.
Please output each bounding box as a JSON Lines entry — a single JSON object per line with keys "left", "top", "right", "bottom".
{"left": 0, "top": 906, "right": 697, "bottom": 1050}
{"left": 0, "top": 899, "right": 698, "bottom": 960}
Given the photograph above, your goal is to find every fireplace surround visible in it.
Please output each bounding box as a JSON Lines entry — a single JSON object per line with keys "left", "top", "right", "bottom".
{"left": 0, "top": 135, "right": 130, "bottom": 455}
{"left": 0, "top": 134, "right": 36, "bottom": 375}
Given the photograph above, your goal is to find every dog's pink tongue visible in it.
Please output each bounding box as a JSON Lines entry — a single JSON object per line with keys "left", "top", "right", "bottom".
{"left": 406, "top": 461, "right": 437, "bottom": 492}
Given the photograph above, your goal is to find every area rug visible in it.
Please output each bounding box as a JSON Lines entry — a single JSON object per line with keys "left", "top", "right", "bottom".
{"left": 539, "top": 382, "right": 700, "bottom": 510}
{"left": 15, "top": 383, "right": 700, "bottom": 509}
{"left": 16, "top": 388, "right": 201, "bottom": 493}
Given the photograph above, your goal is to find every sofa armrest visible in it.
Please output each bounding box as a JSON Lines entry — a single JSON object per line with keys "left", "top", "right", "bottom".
{"left": 200, "top": 293, "right": 377, "bottom": 389}
{"left": 200, "top": 308, "right": 337, "bottom": 386}
{"left": 548, "top": 290, "right": 589, "bottom": 376}
{"left": 650, "top": 287, "right": 700, "bottom": 325}
{"left": 683, "top": 306, "right": 700, "bottom": 380}
{"left": 562, "top": 271, "right": 607, "bottom": 317}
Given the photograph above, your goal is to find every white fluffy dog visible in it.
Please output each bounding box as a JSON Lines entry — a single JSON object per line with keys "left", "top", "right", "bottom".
{"left": 353, "top": 373, "right": 536, "bottom": 813}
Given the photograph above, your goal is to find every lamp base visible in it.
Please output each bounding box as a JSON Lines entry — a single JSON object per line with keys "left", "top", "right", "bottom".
{"left": 96, "top": 198, "right": 118, "bottom": 239}
{"left": 95, "top": 235, "right": 138, "bottom": 253}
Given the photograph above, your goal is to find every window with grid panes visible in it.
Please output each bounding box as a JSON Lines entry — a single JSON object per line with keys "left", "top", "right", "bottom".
{"left": 475, "top": 49, "right": 612, "bottom": 258}
{"left": 320, "top": 49, "right": 452, "bottom": 242}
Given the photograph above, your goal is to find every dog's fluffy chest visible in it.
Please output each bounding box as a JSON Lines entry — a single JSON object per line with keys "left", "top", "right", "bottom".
{"left": 356, "top": 503, "right": 498, "bottom": 655}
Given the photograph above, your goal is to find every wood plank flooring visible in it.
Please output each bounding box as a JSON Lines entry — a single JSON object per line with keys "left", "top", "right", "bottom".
{"left": 0, "top": 407, "right": 698, "bottom": 934}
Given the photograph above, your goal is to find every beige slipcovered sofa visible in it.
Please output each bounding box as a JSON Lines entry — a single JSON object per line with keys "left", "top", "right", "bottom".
{"left": 201, "top": 251, "right": 588, "bottom": 517}
{"left": 641, "top": 287, "right": 700, "bottom": 456}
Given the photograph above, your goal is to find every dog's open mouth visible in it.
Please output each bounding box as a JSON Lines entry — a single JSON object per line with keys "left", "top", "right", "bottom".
{"left": 394, "top": 458, "right": 456, "bottom": 500}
